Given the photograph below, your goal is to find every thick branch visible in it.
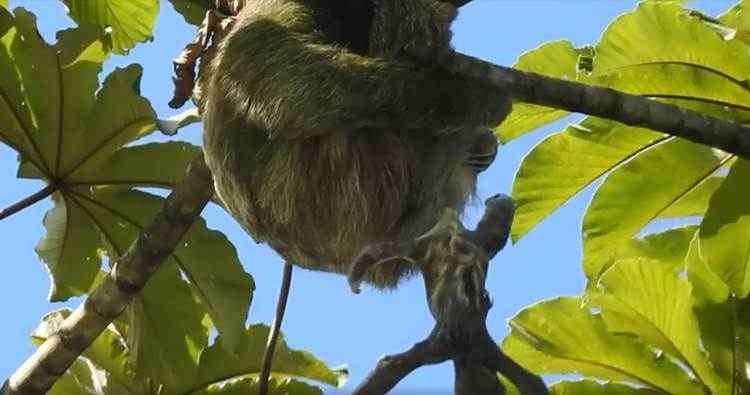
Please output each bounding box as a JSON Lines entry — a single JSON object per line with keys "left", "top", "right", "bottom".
{"left": 350, "top": 196, "right": 548, "bottom": 395}
{"left": 1, "top": 155, "right": 214, "bottom": 395}
{"left": 444, "top": 52, "right": 750, "bottom": 161}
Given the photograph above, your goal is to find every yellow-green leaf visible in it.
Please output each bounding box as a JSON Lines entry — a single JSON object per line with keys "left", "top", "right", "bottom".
{"left": 616, "top": 225, "right": 697, "bottom": 272}
{"left": 591, "top": 2, "right": 750, "bottom": 115}
{"left": 85, "top": 188, "right": 254, "bottom": 353}
{"left": 195, "top": 377, "right": 324, "bottom": 395}
{"left": 592, "top": 259, "right": 728, "bottom": 394}
{"left": 511, "top": 117, "right": 665, "bottom": 241}
{"left": 698, "top": 159, "right": 750, "bottom": 297}
{"left": 191, "top": 324, "right": 347, "bottom": 392}
{"left": 551, "top": 380, "right": 660, "bottom": 395}
{"left": 0, "top": 8, "right": 108, "bottom": 174}
{"left": 168, "top": 0, "right": 213, "bottom": 26}
{"left": 582, "top": 138, "right": 729, "bottom": 280}
{"left": 497, "top": 40, "right": 581, "bottom": 143}
{"left": 657, "top": 176, "right": 725, "bottom": 219}
{"left": 62, "top": 0, "right": 159, "bottom": 54}
{"left": 503, "top": 297, "right": 701, "bottom": 395}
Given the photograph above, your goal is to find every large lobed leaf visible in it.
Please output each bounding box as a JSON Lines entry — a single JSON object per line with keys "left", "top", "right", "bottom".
{"left": 509, "top": 1, "right": 750, "bottom": 247}
{"left": 581, "top": 138, "right": 729, "bottom": 280}
{"left": 0, "top": 7, "right": 254, "bottom": 383}
{"left": 504, "top": 297, "right": 701, "bottom": 394}
{"left": 191, "top": 324, "right": 347, "bottom": 391}
{"left": 698, "top": 159, "right": 750, "bottom": 298}
{"left": 61, "top": 0, "right": 159, "bottom": 54}
{"left": 590, "top": 259, "right": 728, "bottom": 393}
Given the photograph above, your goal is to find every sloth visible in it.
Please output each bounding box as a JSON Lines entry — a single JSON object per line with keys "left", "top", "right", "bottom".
{"left": 202, "top": 0, "right": 512, "bottom": 288}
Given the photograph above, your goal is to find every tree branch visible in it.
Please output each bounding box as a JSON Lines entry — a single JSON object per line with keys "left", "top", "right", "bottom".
{"left": 0, "top": 183, "right": 58, "bottom": 221}
{"left": 1, "top": 155, "right": 214, "bottom": 395}
{"left": 349, "top": 195, "right": 548, "bottom": 395}
{"left": 443, "top": 52, "right": 750, "bottom": 161}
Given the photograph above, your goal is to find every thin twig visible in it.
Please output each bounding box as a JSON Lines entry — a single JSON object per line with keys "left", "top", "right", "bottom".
{"left": 258, "top": 261, "right": 294, "bottom": 395}
{"left": 0, "top": 183, "right": 58, "bottom": 221}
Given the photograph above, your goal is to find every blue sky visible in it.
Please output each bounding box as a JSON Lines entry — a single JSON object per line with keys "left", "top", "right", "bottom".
{"left": 0, "top": 0, "right": 736, "bottom": 393}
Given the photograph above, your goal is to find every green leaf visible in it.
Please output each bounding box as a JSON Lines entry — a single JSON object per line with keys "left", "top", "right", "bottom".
{"left": 32, "top": 309, "right": 136, "bottom": 394}
{"left": 195, "top": 378, "right": 324, "bottom": 395}
{"left": 698, "top": 159, "right": 750, "bottom": 297}
{"left": 687, "top": 234, "right": 750, "bottom": 393}
{"left": 592, "top": 259, "right": 728, "bottom": 394}
{"left": 511, "top": 117, "right": 665, "bottom": 241}
{"left": 83, "top": 188, "right": 253, "bottom": 353}
{"left": 35, "top": 194, "right": 103, "bottom": 301}
{"left": 615, "top": 225, "right": 697, "bottom": 272}
{"left": 499, "top": 376, "right": 520, "bottom": 395}
{"left": 686, "top": 232, "right": 731, "bottom": 305}
{"left": 0, "top": 8, "right": 108, "bottom": 173}
{"left": 657, "top": 176, "right": 725, "bottom": 219}
{"left": 503, "top": 297, "right": 700, "bottom": 394}
{"left": 127, "top": 262, "right": 206, "bottom": 390}
{"left": 497, "top": 40, "right": 581, "bottom": 143}
{"left": 54, "top": 64, "right": 157, "bottom": 179}
{"left": 551, "top": 380, "right": 660, "bottom": 395}
{"left": 590, "top": 2, "right": 750, "bottom": 116}
{"left": 62, "top": 0, "right": 159, "bottom": 54}
{"left": 68, "top": 142, "right": 201, "bottom": 187}
{"left": 191, "top": 324, "right": 347, "bottom": 392}
{"left": 48, "top": 359, "right": 105, "bottom": 395}
{"left": 70, "top": 189, "right": 208, "bottom": 390}
{"left": 582, "top": 138, "right": 728, "bottom": 280}
{"left": 168, "top": 0, "right": 214, "bottom": 25}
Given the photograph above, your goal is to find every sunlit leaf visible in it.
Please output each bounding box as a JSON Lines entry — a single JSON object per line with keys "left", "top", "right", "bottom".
{"left": 168, "top": 0, "right": 214, "bottom": 25}
{"left": 698, "top": 159, "right": 750, "bottom": 297}
{"left": 80, "top": 188, "right": 253, "bottom": 353}
{"left": 511, "top": 117, "right": 665, "bottom": 241}
{"left": 591, "top": 259, "right": 728, "bottom": 394}
{"left": 497, "top": 40, "right": 581, "bottom": 143}
{"left": 657, "top": 176, "right": 725, "bottom": 219}
{"left": 62, "top": 0, "right": 159, "bottom": 54}
{"left": 582, "top": 138, "right": 728, "bottom": 280}
{"left": 47, "top": 359, "right": 106, "bottom": 395}
{"left": 195, "top": 377, "right": 324, "bottom": 395}
{"left": 504, "top": 297, "right": 701, "bottom": 394}
{"left": 615, "top": 225, "right": 697, "bottom": 272}
{"left": 35, "top": 193, "right": 103, "bottom": 301}
{"left": 0, "top": 8, "right": 108, "bottom": 173}
{"left": 551, "top": 380, "right": 660, "bottom": 395}
{"left": 191, "top": 324, "right": 347, "bottom": 393}
{"left": 686, "top": 233, "right": 731, "bottom": 305}
{"left": 590, "top": 2, "right": 750, "bottom": 119}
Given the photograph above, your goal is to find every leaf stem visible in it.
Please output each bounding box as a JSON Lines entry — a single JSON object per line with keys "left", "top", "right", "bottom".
{"left": 0, "top": 183, "right": 58, "bottom": 221}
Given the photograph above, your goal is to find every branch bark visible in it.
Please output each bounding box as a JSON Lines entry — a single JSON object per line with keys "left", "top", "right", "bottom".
{"left": 442, "top": 52, "right": 750, "bottom": 161}
{"left": 1, "top": 155, "right": 214, "bottom": 395}
{"left": 349, "top": 195, "right": 548, "bottom": 395}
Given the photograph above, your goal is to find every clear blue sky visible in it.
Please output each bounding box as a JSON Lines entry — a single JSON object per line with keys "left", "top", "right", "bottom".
{"left": 0, "top": 0, "right": 735, "bottom": 393}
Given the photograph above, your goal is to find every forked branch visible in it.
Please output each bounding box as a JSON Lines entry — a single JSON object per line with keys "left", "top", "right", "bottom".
{"left": 349, "top": 195, "right": 549, "bottom": 395}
